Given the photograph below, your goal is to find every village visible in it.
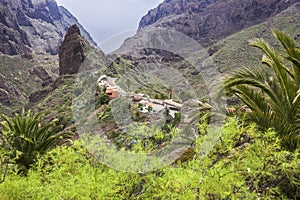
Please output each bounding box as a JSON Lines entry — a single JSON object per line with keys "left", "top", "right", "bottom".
{"left": 97, "top": 75, "right": 183, "bottom": 119}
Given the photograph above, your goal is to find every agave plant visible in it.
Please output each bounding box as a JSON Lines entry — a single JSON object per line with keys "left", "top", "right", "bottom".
{"left": 0, "top": 110, "right": 73, "bottom": 172}
{"left": 223, "top": 30, "right": 300, "bottom": 151}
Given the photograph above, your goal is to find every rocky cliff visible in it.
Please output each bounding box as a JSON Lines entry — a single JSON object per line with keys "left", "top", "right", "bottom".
{"left": 138, "top": 0, "right": 299, "bottom": 47}
{"left": 0, "top": 0, "right": 97, "bottom": 58}
{"left": 0, "top": 73, "right": 26, "bottom": 106}
{"left": 0, "top": 0, "right": 98, "bottom": 114}
{"left": 59, "top": 24, "right": 89, "bottom": 76}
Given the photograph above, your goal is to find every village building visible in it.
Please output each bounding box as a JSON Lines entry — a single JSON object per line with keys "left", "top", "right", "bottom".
{"left": 132, "top": 94, "right": 143, "bottom": 102}
{"left": 151, "top": 99, "right": 164, "bottom": 105}
{"left": 97, "top": 75, "right": 183, "bottom": 117}
{"left": 164, "top": 99, "right": 183, "bottom": 110}
{"left": 98, "top": 75, "right": 120, "bottom": 99}
{"left": 98, "top": 76, "right": 118, "bottom": 88}
{"left": 106, "top": 87, "right": 119, "bottom": 99}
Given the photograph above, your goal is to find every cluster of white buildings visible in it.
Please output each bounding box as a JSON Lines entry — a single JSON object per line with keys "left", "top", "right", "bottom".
{"left": 98, "top": 75, "right": 183, "bottom": 118}
{"left": 131, "top": 94, "right": 183, "bottom": 118}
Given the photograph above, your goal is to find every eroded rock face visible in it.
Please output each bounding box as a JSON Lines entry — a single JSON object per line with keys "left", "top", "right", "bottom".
{"left": 29, "top": 66, "right": 54, "bottom": 87}
{"left": 0, "top": 73, "right": 26, "bottom": 106}
{"left": 29, "top": 87, "right": 52, "bottom": 103}
{"left": 0, "top": 0, "right": 32, "bottom": 57}
{"left": 138, "top": 0, "right": 299, "bottom": 47}
{"left": 0, "top": 0, "right": 97, "bottom": 57}
{"left": 59, "top": 24, "right": 88, "bottom": 76}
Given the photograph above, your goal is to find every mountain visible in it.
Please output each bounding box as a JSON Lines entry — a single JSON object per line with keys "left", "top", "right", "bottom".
{"left": 112, "top": 0, "right": 300, "bottom": 99}
{"left": 209, "top": 3, "right": 300, "bottom": 73}
{"left": 29, "top": 24, "right": 107, "bottom": 132}
{"left": 0, "top": 0, "right": 97, "bottom": 58}
{"left": 138, "top": 0, "right": 299, "bottom": 47}
{"left": 2, "top": 0, "right": 300, "bottom": 116}
{"left": 0, "top": 0, "right": 98, "bottom": 114}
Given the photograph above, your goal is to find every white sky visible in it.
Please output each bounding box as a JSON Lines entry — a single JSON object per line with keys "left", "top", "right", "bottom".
{"left": 56, "top": 0, "right": 163, "bottom": 52}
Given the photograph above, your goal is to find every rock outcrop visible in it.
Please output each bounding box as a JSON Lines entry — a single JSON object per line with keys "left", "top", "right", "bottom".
{"left": 29, "top": 65, "right": 54, "bottom": 87}
{"left": 0, "top": 73, "right": 26, "bottom": 106}
{"left": 59, "top": 24, "right": 89, "bottom": 76}
{"left": 28, "top": 87, "right": 52, "bottom": 103}
{"left": 138, "top": 0, "right": 299, "bottom": 47}
{"left": 0, "top": 0, "right": 97, "bottom": 57}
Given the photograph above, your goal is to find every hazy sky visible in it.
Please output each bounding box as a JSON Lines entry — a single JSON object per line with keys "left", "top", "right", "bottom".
{"left": 56, "top": 0, "right": 163, "bottom": 52}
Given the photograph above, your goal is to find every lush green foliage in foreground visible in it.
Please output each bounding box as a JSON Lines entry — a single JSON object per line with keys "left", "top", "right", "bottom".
{"left": 0, "top": 118, "right": 299, "bottom": 199}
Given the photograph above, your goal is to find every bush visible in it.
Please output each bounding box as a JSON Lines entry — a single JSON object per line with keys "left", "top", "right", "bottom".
{"left": 95, "top": 92, "right": 110, "bottom": 108}
{"left": 0, "top": 142, "right": 142, "bottom": 199}
{"left": 0, "top": 110, "right": 73, "bottom": 172}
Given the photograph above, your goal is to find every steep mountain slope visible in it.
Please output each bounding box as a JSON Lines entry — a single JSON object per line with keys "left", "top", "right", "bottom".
{"left": 30, "top": 25, "right": 106, "bottom": 132}
{"left": 0, "top": 0, "right": 97, "bottom": 115}
{"left": 112, "top": 0, "right": 300, "bottom": 101}
{"left": 139, "top": 0, "right": 299, "bottom": 47}
{"left": 0, "top": 54, "right": 57, "bottom": 114}
{"left": 210, "top": 2, "right": 300, "bottom": 73}
{"left": 0, "top": 0, "right": 96, "bottom": 57}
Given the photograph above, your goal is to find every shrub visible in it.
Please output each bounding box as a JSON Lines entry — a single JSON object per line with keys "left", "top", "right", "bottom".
{"left": 0, "top": 109, "right": 73, "bottom": 172}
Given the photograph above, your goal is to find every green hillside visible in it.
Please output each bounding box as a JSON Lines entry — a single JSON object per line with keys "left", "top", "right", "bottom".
{"left": 211, "top": 4, "right": 300, "bottom": 74}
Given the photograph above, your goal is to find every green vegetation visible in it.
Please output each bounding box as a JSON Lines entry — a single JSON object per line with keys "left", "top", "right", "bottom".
{"left": 147, "top": 105, "right": 153, "bottom": 112}
{"left": 0, "top": 118, "right": 298, "bottom": 199}
{"left": 0, "top": 110, "right": 73, "bottom": 173}
{"left": 211, "top": 7, "right": 300, "bottom": 74}
{"left": 96, "top": 101, "right": 180, "bottom": 151}
{"left": 223, "top": 30, "right": 300, "bottom": 151}
{"left": 97, "top": 104, "right": 115, "bottom": 127}
{"left": 31, "top": 76, "right": 75, "bottom": 129}
{"left": 95, "top": 87, "right": 110, "bottom": 108}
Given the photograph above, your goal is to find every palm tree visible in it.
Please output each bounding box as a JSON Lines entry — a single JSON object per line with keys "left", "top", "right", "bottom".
{"left": 223, "top": 30, "right": 300, "bottom": 151}
{"left": 0, "top": 110, "right": 73, "bottom": 172}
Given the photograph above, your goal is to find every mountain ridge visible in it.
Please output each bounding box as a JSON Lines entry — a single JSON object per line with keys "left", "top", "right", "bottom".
{"left": 138, "top": 0, "right": 299, "bottom": 47}
{"left": 113, "top": 0, "right": 300, "bottom": 102}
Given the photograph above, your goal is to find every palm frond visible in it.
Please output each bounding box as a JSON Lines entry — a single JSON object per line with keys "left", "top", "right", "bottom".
{"left": 0, "top": 110, "right": 74, "bottom": 171}
{"left": 223, "top": 31, "right": 300, "bottom": 151}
